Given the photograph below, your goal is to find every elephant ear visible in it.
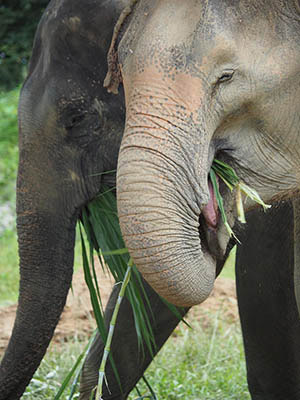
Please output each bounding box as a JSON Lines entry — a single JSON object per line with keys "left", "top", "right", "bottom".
{"left": 104, "top": 0, "right": 139, "bottom": 94}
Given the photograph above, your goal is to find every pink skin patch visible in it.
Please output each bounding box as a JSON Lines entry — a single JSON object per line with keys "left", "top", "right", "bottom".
{"left": 202, "top": 179, "right": 219, "bottom": 229}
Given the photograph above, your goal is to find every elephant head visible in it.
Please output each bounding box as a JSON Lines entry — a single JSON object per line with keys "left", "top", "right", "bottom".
{"left": 115, "top": 0, "right": 300, "bottom": 307}
{"left": 0, "top": 0, "right": 128, "bottom": 398}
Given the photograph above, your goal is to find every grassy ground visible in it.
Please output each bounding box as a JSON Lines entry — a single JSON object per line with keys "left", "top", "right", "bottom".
{"left": 0, "top": 88, "right": 247, "bottom": 399}
{"left": 128, "top": 316, "right": 249, "bottom": 400}
{"left": 22, "top": 310, "right": 248, "bottom": 400}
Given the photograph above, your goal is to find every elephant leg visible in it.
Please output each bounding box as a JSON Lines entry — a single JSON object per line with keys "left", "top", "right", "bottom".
{"left": 236, "top": 201, "right": 300, "bottom": 400}
{"left": 79, "top": 278, "right": 188, "bottom": 399}
{"left": 292, "top": 197, "right": 300, "bottom": 317}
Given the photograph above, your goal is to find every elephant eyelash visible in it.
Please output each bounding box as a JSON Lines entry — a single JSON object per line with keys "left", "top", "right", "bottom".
{"left": 217, "top": 69, "right": 235, "bottom": 84}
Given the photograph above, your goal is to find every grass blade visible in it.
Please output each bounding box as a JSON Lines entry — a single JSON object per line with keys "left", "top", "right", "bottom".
{"left": 238, "top": 182, "right": 271, "bottom": 211}
{"left": 211, "top": 159, "right": 271, "bottom": 237}
{"left": 209, "top": 169, "right": 238, "bottom": 241}
{"left": 95, "top": 260, "right": 133, "bottom": 399}
{"left": 54, "top": 330, "right": 97, "bottom": 400}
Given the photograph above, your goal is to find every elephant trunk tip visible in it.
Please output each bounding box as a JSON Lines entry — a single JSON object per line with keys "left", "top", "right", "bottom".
{"left": 137, "top": 246, "right": 217, "bottom": 307}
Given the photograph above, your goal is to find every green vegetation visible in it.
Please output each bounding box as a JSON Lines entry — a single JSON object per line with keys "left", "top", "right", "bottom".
{"left": 0, "top": 88, "right": 19, "bottom": 206}
{"left": 23, "top": 339, "right": 87, "bottom": 399}
{"left": 73, "top": 187, "right": 236, "bottom": 399}
{"left": 0, "top": 1, "right": 49, "bottom": 90}
{"left": 21, "top": 311, "right": 248, "bottom": 399}
{"left": 128, "top": 316, "right": 249, "bottom": 400}
{"left": 211, "top": 159, "right": 270, "bottom": 240}
{"left": 0, "top": 88, "right": 19, "bottom": 305}
{"left": 221, "top": 246, "right": 236, "bottom": 280}
{"left": 0, "top": 230, "right": 19, "bottom": 305}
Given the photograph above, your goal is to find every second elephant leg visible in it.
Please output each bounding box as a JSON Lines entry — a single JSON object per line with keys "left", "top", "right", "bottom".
{"left": 236, "top": 202, "right": 300, "bottom": 400}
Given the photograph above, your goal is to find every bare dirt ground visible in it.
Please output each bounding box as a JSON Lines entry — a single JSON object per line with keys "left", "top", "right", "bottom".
{"left": 0, "top": 266, "right": 239, "bottom": 355}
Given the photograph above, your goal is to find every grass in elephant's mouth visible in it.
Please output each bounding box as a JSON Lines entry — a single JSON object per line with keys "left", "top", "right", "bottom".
{"left": 211, "top": 159, "right": 271, "bottom": 240}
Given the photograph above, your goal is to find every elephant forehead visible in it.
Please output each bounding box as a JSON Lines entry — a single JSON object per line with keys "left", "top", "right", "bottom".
{"left": 123, "top": 67, "right": 206, "bottom": 116}
{"left": 120, "top": 1, "right": 244, "bottom": 80}
{"left": 120, "top": 0, "right": 300, "bottom": 73}
{"left": 143, "top": 0, "right": 202, "bottom": 45}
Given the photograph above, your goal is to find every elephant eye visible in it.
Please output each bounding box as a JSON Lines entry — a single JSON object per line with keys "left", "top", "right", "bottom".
{"left": 65, "top": 113, "right": 85, "bottom": 130}
{"left": 218, "top": 69, "right": 235, "bottom": 84}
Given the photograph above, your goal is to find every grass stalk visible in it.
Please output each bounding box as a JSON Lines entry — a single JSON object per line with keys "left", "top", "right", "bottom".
{"left": 95, "top": 259, "right": 133, "bottom": 400}
{"left": 211, "top": 159, "right": 271, "bottom": 239}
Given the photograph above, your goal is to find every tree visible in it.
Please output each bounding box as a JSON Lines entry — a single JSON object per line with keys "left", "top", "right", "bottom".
{"left": 0, "top": 0, "right": 49, "bottom": 91}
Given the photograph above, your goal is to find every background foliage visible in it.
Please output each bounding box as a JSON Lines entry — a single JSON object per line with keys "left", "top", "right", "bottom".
{"left": 0, "top": 0, "right": 49, "bottom": 91}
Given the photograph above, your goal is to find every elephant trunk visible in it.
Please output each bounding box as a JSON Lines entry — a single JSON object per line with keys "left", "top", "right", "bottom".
{"left": 0, "top": 159, "right": 76, "bottom": 399}
{"left": 117, "top": 105, "right": 216, "bottom": 307}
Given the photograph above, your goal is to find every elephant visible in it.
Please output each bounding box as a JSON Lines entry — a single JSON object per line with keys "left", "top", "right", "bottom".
{"left": 1, "top": 0, "right": 300, "bottom": 399}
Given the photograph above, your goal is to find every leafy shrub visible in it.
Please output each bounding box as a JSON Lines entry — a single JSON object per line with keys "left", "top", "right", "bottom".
{"left": 0, "top": 1, "right": 49, "bottom": 90}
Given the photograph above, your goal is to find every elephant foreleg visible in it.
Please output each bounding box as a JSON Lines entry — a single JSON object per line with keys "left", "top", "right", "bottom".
{"left": 236, "top": 201, "right": 300, "bottom": 400}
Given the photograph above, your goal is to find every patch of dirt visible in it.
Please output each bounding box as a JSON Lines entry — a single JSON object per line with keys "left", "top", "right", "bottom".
{"left": 189, "top": 276, "right": 239, "bottom": 324}
{"left": 0, "top": 265, "right": 114, "bottom": 355}
{"left": 0, "top": 266, "right": 238, "bottom": 356}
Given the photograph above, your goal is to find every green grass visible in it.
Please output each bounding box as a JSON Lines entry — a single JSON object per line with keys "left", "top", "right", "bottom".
{"left": 0, "top": 230, "right": 19, "bottom": 305}
{"left": 21, "top": 309, "right": 248, "bottom": 399}
{"left": 22, "top": 339, "right": 87, "bottom": 399}
{"left": 129, "top": 316, "right": 249, "bottom": 400}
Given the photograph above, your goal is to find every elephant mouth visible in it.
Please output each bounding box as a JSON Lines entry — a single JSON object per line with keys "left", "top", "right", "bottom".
{"left": 199, "top": 176, "right": 225, "bottom": 260}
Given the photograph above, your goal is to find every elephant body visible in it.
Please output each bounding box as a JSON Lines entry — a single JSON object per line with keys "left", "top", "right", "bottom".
{"left": 1, "top": 1, "right": 300, "bottom": 399}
